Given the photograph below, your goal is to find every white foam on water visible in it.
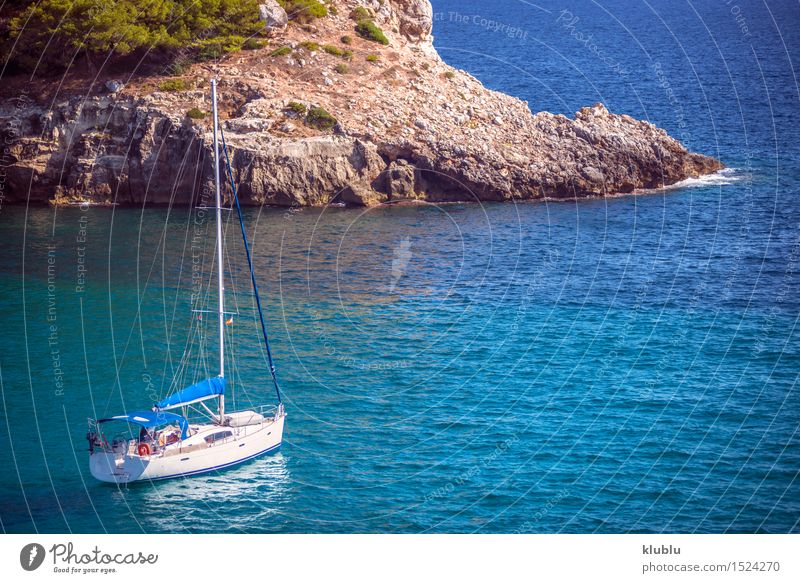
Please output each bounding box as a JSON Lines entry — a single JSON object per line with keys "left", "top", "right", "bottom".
{"left": 547, "top": 168, "right": 745, "bottom": 202}
{"left": 646, "top": 167, "right": 743, "bottom": 193}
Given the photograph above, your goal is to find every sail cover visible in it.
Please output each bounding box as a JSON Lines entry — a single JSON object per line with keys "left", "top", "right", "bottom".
{"left": 154, "top": 377, "right": 226, "bottom": 411}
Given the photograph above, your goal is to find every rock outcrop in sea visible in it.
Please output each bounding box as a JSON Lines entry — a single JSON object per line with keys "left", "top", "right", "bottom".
{"left": 0, "top": 0, "right": 722, "bottom": 206}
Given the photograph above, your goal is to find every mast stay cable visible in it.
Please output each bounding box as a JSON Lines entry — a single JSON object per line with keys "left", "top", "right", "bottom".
{"left": 220, "top": 129, "right": 282, "bottom": 404}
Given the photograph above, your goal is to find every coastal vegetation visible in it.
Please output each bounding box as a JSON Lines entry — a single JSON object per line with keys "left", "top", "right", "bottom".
{"left": 196, "top": 35, "right": 250, "bottom": 61}
{"left": 355, "top": 19, "right": 389, "bottom": 45}
{"left": 1, "top": 0, "right": 265, "bottom": 73}
{"left": 287, "top": 101, "right": 307, "bottom": 115}
{"left": 300, "top": 41, "right": 321, "bottom": 51}
{"left": 323, "top": 44, "right": 352, "bottom": 59}
{"left": 159, "top": 79, "right": 188, "bottom": 92}
{"left": 305, "top": 106, "right": 337, "bottom": 130}
{"left": 350, "top": 7, "right": 371, "bottom": 21}
{"left": 242, "top": 38, "right": 266, "bottom": 50}
{"left": 270, "top": 46, "right": 293, "bottom": 57}
{"left": 277, "top": 0, "right": 328, "bottom": 23}
{"left": 323, "top": 44, "right": 344, "bottom": 56}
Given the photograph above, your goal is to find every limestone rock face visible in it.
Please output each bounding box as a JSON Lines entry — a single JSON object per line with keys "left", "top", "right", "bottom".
{"left": 258, "top": 1, "right": 288, "bottom": 33}
{"left": 0, "top": 1, "right": 722, "bottom": 207}
{"left": 0, "top": 97, "right": 201, "bottom": 205}
{"left": 0, "top": 97, "right": 390, "bottom": 207}
{"left": 391, "top": 0, "right": 434, "bottom": 42}
{"left": 222, "top": 134, "right": 386, "bottom": 206}
{"left": 382, "top": 160, "right": 418, "bottom": 199}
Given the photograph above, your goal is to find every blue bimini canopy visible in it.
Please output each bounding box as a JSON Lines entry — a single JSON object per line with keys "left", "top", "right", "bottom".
{"left": 98, "top": 410, "right": 188, "bottom": 439}
{"left": 154, "top": 376, "right": 226, "bottom": 411}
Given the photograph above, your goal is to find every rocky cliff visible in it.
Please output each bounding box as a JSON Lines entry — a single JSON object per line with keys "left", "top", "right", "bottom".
{"left": 0, "top": 0, "right": 722, "bottom": 207}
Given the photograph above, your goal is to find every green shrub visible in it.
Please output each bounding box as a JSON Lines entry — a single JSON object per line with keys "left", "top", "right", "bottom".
{"left": 168, "top": 62, "right": 188, "bottom": 75}
{"left": 287, "top": 101, "right": 307, "bottom": 114}
{"left": 355, "top": 20, "right": 389, "bottom": 45}
{"left": 223, "top": 35, "right": 245, "bottom": 51}
{"left": 323, "top": 44, "right": 344, "bottom": 56}
{"left": 186, "top": 108, "right": 206, "bottom": 119}
{"left": 198, "top": 42, "right": 224, "bottom": 61}
{"left": 350, "top": 6, "right": 371, "bottom": 21}
{"left": 340, "top": 35, "right": 352, "bottom": 45}
{"left": 320, "top": 45, "right": 351, "bottom": 59}
{"left": 278, "top": 0, "right": 328, "bottom": 23}
{"left": 305, "top": 106, "right": 337, "bottom": 130}
{"left": 270, "top": 46, "right": 292, "bottom": 57}
{"left": 444, "top": 70, "right": 456, "bottom": 79}
{"left": 242, "top": 38, "right": 265, "bottom": 50}
{"left": 195, "top": 35, "right": 246, "bottom": 60}
{"left": 335, "top": 63, "right": 349, "bottom": 74}
{"left": 159, "top": 78, "right": 188, "bottom": 92}
{"left": 366, "top": 53, "right": 379, "bottom": 62}
{"left": 299, "top": 41, "right": 320, "bottom": 51}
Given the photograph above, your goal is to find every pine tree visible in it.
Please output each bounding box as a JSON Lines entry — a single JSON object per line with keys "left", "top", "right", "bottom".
{"left": 2, "top": 0, "right": 263, "bottom": 73}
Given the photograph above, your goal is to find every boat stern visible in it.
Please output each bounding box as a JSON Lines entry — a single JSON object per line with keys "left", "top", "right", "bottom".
{"left": 89, "top": 452, "right": 148, "bottom": 484}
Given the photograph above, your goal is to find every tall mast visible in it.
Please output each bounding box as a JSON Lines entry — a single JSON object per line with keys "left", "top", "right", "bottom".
{"left": 211, "top": 79, "right": 225, "bottom": 421}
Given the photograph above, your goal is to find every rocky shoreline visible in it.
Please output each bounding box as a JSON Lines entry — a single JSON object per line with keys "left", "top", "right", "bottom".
{"left": 0, "top": 1, "right": 722, "bottom": 207}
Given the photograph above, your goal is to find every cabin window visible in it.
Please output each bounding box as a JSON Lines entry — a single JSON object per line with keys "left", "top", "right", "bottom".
{"left": 205, "top": 430, "right": 233, "bottom": 444}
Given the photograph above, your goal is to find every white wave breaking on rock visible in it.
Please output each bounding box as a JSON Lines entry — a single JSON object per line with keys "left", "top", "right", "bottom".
{"left": 660, "top": 167, "right": 743, "bottom": 191}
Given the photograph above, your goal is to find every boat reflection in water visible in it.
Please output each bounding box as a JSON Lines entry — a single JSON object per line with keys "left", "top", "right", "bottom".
{"left": 112, "top": 454, "right": 292, "bottom": 533}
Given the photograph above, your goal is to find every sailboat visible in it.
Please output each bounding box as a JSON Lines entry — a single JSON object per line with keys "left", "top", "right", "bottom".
{"left": 87, "top": 79, "right": 286, "bottom": 483}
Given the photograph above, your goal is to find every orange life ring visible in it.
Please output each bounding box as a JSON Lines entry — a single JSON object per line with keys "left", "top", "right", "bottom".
{"left": 137, "top": 443, "right": 151, "bottom": 457}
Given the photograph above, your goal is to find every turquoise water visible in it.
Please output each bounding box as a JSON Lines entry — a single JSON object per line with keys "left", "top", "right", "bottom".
{"left": 1, "top": 0, "right": 799, "bottom": 532}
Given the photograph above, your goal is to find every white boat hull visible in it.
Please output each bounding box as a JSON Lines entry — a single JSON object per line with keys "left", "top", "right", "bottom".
{"left": 90, "top": 413, "right": 285, "bottom": 484}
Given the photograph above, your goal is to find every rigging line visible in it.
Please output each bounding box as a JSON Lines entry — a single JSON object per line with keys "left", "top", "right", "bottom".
{"left": 172, "top": 216, "right": 215, "bottom": 397}
{"left": 220, "top": 129, "right": 282, "bottom": 404}
{"left": 225, "top": 228, "right": 253, "bottom": 409}
{"left": 101, "top": 135, "right": 205, "bottom": 416}
{"left": 224, "top": 213, "right": 251, "bottom": 410}
{"left": 164, "top": 138, "right": 210, "bottom": 393}
{"left": 221, "top": 206, "right": 244, "bottom": 408}
{"left": 174, "top": 200, "right": 211, "bottom": 393}
{"left": 169, "top": 201, "right": 214, "bottom": 395}
{"left": 196, "top": 185, "right": 220, "bottom": 392}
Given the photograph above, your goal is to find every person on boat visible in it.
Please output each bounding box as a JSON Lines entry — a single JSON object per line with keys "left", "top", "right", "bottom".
{"left": 155, "top": 425, "right": 176, "bottom": 448}
{"left": 167, "top": 425, "right": 181, "bottom": 445}
{"left": 139, "top": 427, "right": 155, "bottom": 449}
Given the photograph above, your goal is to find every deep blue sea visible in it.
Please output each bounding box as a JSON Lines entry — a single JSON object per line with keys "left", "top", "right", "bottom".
{"left": 1, "top": 0, "right": 799, "bottom": 533}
